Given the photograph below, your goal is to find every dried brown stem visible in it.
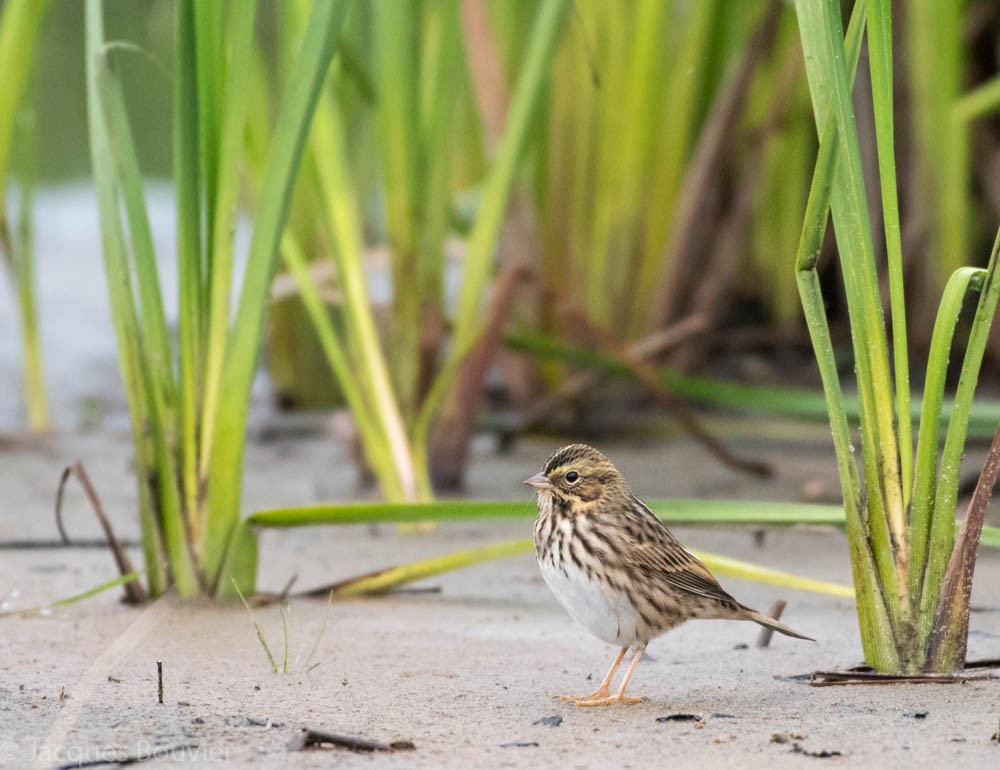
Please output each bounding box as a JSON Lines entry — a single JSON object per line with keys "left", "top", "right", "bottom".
{"left": 516, "top": 314, "right": 709, "bottom": 430}
{"left": 756, "top": 599, "right": 787, "bottom": 649}
{"left": 287, "top": 728, "right": 415, "bottom": 753}
{"left": 927, "top": 420, "right": 1000, "bottom": 669}
{"left": 570, "top": 312, "right": 771, "bottom": 478}
{"left": 55, "top": 461, "right": 146, "bottom": 604}
{"left": 651, "top": 0, "right": 783, "bottom": 331}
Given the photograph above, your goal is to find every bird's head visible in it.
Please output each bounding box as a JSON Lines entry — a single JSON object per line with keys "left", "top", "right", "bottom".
{"left": 523, "top": 443, "right": 629, "bottom": 507}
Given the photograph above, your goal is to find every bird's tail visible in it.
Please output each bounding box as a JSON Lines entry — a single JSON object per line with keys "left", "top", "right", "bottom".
{"left": 746, "top": 610, "right": 815, "bottom": 641}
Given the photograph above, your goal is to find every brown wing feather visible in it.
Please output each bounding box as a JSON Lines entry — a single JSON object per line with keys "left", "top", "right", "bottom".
{"left": 623, "top": 495, "right": 742, "bottom": 608}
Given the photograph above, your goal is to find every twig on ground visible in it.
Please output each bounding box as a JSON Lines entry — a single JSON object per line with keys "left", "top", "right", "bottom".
{"left": 287, "top": 728, "right": 415, "bottom": 753}
{"left": 756, "top": 599, "right": 787, "bottom": 648}
{"left": 55, "top": 461, "right": 146, "bottom": 604}
{"left": 811, "top": 668, "right": 999, "bottom": 686}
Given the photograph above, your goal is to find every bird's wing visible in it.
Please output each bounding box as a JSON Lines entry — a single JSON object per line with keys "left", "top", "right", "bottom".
{"left": 625, "top": 495, "right": 741, "bottom": 607}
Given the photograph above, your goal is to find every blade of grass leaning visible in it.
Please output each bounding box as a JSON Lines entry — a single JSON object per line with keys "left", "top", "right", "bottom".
{"left": 0, "top": 569, "right": 148, "bottom": 617}
{"left": 505, "top": 327, "right": 1000, "bottom": 439}
{"left": 96, "top": 34, "right": 199, "bottom": 596}
{"left": 282, "top": 234, "right": 408, "bottom": 501}
{"left": 686, "top": 550, "right": 854, "bottom": 599}
{"left": 918, "top": 227, "right": 1000, "bottom": 655}
{"left": 248, "top": 498, "right": 1000, "bottom": 547}
{"left": 303, "top": 70, "right": 420, "bottom": 499}
{"left": 85, "top": 0, "right": 191, "bottom": 596}
{"left": 307, "top": 538, "right": 854, "bottom": 599}
{"left": 952, "top": 74, "right": 1000, "bottom": 124}
{"left": 249, "top": 498, "right": 849, "bottom": 527}
{"left": 232, "top": 580, "right": 279, "bottom": 673}
{"left": 908, "top": 267, "right": 985, "bottom": 600}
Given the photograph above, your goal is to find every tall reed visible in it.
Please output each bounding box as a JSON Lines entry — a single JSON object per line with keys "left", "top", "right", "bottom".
{"left": 0, "top": 0, "right": 50, "bottom": 432}
{"left": 268, "top": 0, "right": 572, "bottom": 500}
{"left": 795, "top": 0, "right": 1000, "bottom": 672}
{"left": 86, "top": 0, "right": 350, "bottom": 596}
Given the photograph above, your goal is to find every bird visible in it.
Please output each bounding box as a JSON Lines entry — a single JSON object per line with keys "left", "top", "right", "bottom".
{"left": 525, "top": 443, "right": 813, "bottom": 706}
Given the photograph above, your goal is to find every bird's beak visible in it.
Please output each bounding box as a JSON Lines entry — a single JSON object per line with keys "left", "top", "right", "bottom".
{"left": 523, "top": 472, "right": 554, "bottom": 490}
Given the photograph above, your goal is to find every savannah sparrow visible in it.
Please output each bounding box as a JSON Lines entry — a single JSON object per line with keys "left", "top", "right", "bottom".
{"left": 526, "top": 443, "right": 813, "bottom": 706}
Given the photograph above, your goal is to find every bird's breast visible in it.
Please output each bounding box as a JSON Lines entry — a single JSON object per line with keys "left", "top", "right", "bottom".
{"left": 538, "top": 553, "right": 647, "bottom": 646}
{"left": 534, "top": 513, "right": 648, "bottom": 647}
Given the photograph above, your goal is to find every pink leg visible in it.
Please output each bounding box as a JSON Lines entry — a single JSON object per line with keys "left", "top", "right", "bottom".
{"left": 559, "top": 645, "right": 629, "bottom": 703}
{"left": 567, "top": 644, "right": 647, "bottom": 707}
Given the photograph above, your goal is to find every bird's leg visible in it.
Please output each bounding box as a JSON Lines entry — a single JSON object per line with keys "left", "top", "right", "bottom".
{"left": 559, "top": 645, "right": 629, "bottom": 703}
{"left": 571, "top": 643, "right": 647, "bottom": 707}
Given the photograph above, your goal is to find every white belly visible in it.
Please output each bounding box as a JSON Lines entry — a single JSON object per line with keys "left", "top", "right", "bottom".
{"left": 539, "top": 556, "right": 645, "bottom": 646}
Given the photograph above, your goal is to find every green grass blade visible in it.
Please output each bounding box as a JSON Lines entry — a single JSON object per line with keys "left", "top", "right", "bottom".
{"left": 0, "top": 0, "right": 49, "bottom": 202}
{"left": 0, "top": 0, "right": 51, "bottom": 432}
{"left": 249, "top": 498, "right": 849, "bottom": 528}
{"left": 867, "top": 0, "right": 911, "bottom": 503}
{"left": 203, "top": 0, "right": 352, "bottom": 587}
{"left": 232, "top": 580, "right": 279, "bottom": 673}
{"left": 953, "top": 74, "right": 1000, "bottom": 124}
{"left": 307, "top": 78, "right": 419, "bottom": 500}
{"left": 371, "top": 0, "right": 421, "bottom": 414}
{"left": 909, "top": 268, "right": 985, "bottom": 600}
{"left": 245, "top": 499, "right": 1000, "bottom": 607}
{"left": 317, "top": 537, "right": 853, "bottom": 599}
{"left": 98, "top": 60, "right": 175, "bottom": 408}
{"left": 95, "top": 39, "right": 199, "bottom": 596}
{"left": 194, "top": 0, "right": 223, "bottom": 253}
{"left": 796, "top": 0, "right": 909, "bottom": 670}
{"left": 798, "top": 0, "right": 905, "bottom": 587}
{"left": 0, "top": 569, "right": 148, "bottom": 617}
{"left": 327, "top": 539, "right": 533, "bottom": 597}
{"left": 687, "top": 550, "right": 854, "bottom": 599}
{"left": 281, "top": 234, "right": 405, "bottom": 500}
{"left": 10, "top": 108, "right": 50, "bottom": 432}
{"left": 85, "top": 0, "right": 197, "bottom": 596}
{"left": 198, "top": 1, "right": 259, "bottom": 489}
{"left": 919, "top": 228, "right": 1000, "bottom": 649}
{"left": 505, "top": 327, "right": 1000, "bottom": 438}
{"left": 174, "top": 0, "right": 203, "bottom": 542}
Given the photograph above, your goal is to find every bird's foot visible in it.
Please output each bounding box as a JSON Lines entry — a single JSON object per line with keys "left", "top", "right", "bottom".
{"left": 558, "top": 687, "right": 609, "bottom": 702}
{"left": 561, "top": 693, "right": 644, "bottom": 707}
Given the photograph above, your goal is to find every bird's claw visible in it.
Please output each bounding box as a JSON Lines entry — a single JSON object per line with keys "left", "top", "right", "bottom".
{"left": 558, "top": 689, "right": 608, "bottom": 702}
{"left": 559, "top": 693, "right": 644, "bottom": 707}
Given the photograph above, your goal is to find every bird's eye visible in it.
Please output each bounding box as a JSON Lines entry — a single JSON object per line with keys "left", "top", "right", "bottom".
{"left": 565, "top": 471, "right": 580, "bottom": 484}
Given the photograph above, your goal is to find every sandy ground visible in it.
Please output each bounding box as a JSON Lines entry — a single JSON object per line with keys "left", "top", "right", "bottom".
{"left": 3, "top": 431, "right": 1000, "bottom": 769}
{"left": 3, "top": 187, "right": 1000, "bottom": 766}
